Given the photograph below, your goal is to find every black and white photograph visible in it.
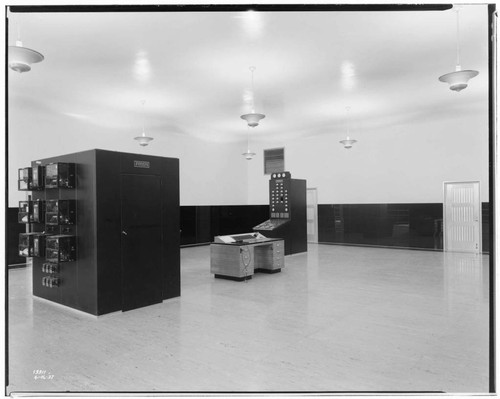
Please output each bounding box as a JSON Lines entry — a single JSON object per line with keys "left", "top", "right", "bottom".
{"left": 4, "top": 1, "right": 496, "bottom": 395}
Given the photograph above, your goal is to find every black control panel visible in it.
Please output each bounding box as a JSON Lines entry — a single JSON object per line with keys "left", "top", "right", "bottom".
{"left": 253, "top": 219, "right": 289, "bottom": 231}
{"left": 270, "top": 172, "right": 291, "bottom": 219}
{"left": 253, "top": 171, "right": 307, "bottom": 255}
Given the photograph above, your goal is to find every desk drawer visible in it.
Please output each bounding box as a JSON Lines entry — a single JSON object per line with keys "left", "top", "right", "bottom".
{"left": 253, "top": 240, "right": 284, "bottom": 271}
{"left": 273, "top": 241, "right": 284, "bottom": 257}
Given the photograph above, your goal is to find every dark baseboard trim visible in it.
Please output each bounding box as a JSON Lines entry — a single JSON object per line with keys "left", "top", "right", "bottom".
{"left": 214, "top": 274, "right": 252, "bottom": 282}
{"left": 317, "top": 241, "right": 490, "bottom": 255}
{"left": 318, "top": 241, "right": 442, "bottom": 251}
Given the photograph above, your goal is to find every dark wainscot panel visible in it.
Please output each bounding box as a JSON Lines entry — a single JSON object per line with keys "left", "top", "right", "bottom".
{"left": 318, "top": 203, "right": 490, "bottom": 252}
{"left": 10, "top": 202, "right": 490, "bottom": 257}
{"left": 7, "top": 207, "right": 28, "bottom": 267}
{"left": 180, "top": 205, "right": 269, "bottom": 246}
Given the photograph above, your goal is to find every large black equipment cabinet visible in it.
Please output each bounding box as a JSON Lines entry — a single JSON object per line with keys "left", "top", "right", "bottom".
{"left": 18, "top": 149, "right": 180, "bottom": 315}
{"left": 253, "top": 171, "right": 307, "bottom": 255}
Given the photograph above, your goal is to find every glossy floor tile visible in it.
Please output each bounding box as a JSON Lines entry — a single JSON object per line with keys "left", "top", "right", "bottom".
{"left": 7, "top": 244, "right": 490, "bottom": 394}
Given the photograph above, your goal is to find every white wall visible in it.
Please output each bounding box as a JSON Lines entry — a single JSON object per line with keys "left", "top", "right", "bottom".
{"left": 9, "top": 90, "right": 490, "bottom": 208}
{"left": 247, "top": 103, "right": 489, "bottom": 205}
{"left": 8, "top": 100, "right": 248, "bottom": 207}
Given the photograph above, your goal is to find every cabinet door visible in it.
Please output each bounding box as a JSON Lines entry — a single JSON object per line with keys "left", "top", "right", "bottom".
{"left": 120, "top": 174, "right": 163, "bottom": 311}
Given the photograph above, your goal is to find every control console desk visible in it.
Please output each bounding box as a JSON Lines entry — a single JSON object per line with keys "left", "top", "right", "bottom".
{"left": 210, "top": 233, "right": 284, "bottom": 281}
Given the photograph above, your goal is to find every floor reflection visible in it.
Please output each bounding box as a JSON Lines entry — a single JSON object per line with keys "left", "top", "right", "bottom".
{"left": 443, "top": 252, "right": 489, "bottom": 307}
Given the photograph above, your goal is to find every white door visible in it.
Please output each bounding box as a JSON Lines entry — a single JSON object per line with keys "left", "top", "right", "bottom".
{"left": 306, "top": 188, "right": 318, "bottom": 243}
{"left": 444, "top": 181, "right": 481, "bottom": 253}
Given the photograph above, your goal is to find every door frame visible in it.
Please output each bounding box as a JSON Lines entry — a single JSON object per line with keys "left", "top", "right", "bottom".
{"left": 443, "top": 180, "right": 482, "bottom": 254}
{"left": 306, "top": 187, "right": 318, "bottom": 243}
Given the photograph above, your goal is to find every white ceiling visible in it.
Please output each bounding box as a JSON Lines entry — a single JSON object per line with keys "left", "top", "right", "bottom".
{"left": 7, "top": 4, "right": 490, "bottom": 144}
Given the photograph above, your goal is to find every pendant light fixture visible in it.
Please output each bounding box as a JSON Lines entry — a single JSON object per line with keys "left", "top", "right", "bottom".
{"left": 134, "top": 100, "right": 154, "bottom": 146}
{"left": 8, "top": 27, "right": 44, "bottom": 73}
{"left": 241, "top": 66, "right": 266, "bottom": 127}
{"left": 438, "top": 6, "right": 478, "bottom": 92}
{"left": 242, "top": 126, "right": 256, "bottom": 160}
{"left": 339, "top": 106, "right": 357, "bottom": 149}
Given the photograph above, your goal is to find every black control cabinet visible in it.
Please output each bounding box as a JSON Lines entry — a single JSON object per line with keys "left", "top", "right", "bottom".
{"left": 254, "top": 171, "right": 307, "bottom": 255}
{"left": 25, "top": 149, "right": 180, "bottom": 315}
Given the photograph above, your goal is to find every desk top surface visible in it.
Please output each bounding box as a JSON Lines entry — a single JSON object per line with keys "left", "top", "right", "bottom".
{"left": 210, "top": 238, "right": 283, "bottom": 247}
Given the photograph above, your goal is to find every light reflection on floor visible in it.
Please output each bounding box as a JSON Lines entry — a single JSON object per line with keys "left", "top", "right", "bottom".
{"left": 7, "top": 244, "right": 490, "bottom": 394}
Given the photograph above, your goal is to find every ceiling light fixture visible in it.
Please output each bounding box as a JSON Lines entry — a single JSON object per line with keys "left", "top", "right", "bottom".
{"left": 438, "top": 6, "right": 478, "bottom": 92}
{"left": 242, "top": 126, "right": 256, "bottom": 160}
{"left": 134, "top": 100, "right": 154, "bottom": 147}
{"left": 8, "top": 27, "right": 44, "bottom": 73}
{"left": 339, "top": 106, "right": 357, "bottom": 149}
{"left": 241, "top": 66, "right": 265, "bottom": 127}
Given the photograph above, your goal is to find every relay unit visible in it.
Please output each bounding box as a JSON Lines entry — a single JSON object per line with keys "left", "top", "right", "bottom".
{"left": 18, "top": 167, "right": 33, "bottom": 191}
{"left": 18, "top": 201, "right": 34, "bottom": 224}
{"left": 45, "top": 235, "right": 77, "bottom": 263}
{"left": 45, "top": 162, "right": 76, "bottom": 189}
{"left": 19, "top": 232, "right": 49, "bottom": 258}
{"left": 45, "top": 199, "right": 76, "bottom": 225}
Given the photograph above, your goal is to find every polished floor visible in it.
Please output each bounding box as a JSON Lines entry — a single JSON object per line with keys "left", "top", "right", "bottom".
{"left": 7, "top": 244, "right": 490, "bottom": 394}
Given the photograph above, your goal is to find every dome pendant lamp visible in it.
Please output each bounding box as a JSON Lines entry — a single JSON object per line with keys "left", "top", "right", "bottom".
{"left": 241, "top": 66, "right": 265, "bottom": 127}
{"left": 339, "top": 106, "right": 357, "bottom": 149}
{"left": 439, "top": 7, "right": 478, "bottom": 92}
{"left": 8, "top": 27, "right": 44, "bottom": 73}
{"left": 242, "top": 126, "right": 256, "bottom": 160}
{"left": 134, "top": 100, "right": 154, "bottom": 146}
